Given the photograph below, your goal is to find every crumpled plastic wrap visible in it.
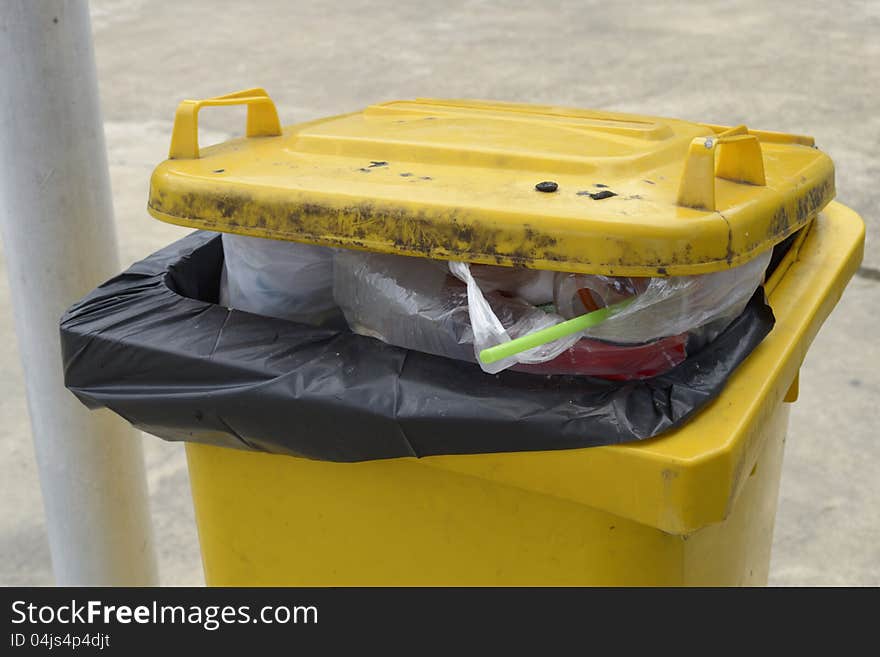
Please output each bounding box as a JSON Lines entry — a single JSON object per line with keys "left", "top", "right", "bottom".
{"left": 552, "top": 251, "right": 772, "bottom": 344}
{"left": 332, "top": 251, "right": 584, "bottom": 372}
{"left": 60, "top": 231, "right": 777, "bottom": 462}
{"left": 448, "top": 260, "right": 581, "bottom": 373}
{"left": 333, "top": 249, "right": 771, "bottom": 377}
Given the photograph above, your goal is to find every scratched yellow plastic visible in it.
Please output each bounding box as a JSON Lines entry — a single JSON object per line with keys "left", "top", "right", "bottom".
{"left": 185, "top": 202, "right": 864, "bottom": 586}
{"left": 149, "top": 92, "right": 835, "bottom": 276}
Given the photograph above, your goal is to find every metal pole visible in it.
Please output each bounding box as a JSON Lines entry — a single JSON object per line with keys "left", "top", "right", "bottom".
{"left": 0, "top": 1, "right": 157, "bottom": 585}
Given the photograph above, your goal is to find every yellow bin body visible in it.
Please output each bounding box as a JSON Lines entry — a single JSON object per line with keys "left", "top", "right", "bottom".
{"left": 185, "top": 202, "right": 864, "bottom": 586}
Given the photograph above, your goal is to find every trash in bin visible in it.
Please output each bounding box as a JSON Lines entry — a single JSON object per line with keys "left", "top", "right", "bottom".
{"left": 332, "top": 246, "right": 771, "bottom": 377}
{"left": 219, "top": 222, "right": 770, "bottom": 378}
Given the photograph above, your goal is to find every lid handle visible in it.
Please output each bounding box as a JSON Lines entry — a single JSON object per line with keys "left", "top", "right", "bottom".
{"left": 676, "top": 125, "right": 766, "bottom": 211}
{"left": 169, "top": 88, "right": 282, "bottom": 159}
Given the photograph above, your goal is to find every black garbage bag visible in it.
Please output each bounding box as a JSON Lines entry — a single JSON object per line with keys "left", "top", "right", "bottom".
{"left": 60, "top": 231, "right": 775, "bottom": 462}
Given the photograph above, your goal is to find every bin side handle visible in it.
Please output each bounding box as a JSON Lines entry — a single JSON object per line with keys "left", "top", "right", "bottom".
{"left": 676, "top": 125, "right": 767, "bottom": 211}
{"left": 169, "top": 88, "right": 282, "bottom": 159}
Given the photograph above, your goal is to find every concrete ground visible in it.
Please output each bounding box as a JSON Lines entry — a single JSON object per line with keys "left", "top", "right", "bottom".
{"left": 1, "top": 0, "right": 877, "bottom": 585}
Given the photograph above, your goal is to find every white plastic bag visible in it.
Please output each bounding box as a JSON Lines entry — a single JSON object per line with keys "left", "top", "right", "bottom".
{"left": 220, "top": 233, "right": 340, "bottom": 326}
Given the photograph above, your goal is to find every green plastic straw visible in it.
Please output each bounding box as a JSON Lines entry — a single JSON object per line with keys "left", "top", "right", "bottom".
{"left": 478, "top": 298, "right": 633, "bottom": 365}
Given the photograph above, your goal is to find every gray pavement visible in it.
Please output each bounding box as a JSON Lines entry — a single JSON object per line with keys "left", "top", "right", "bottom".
{"left": 1, "top": 0, "right": 877, "bottom": 585}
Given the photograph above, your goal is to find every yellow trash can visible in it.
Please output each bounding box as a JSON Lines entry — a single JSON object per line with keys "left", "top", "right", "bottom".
{"left": 146, "top": 91, "right": 864, "bottom": 585}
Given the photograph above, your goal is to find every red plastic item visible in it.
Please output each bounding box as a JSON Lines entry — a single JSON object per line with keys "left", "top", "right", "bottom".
{"left": 513, "top": 333, "right": 688, "bottom": 380}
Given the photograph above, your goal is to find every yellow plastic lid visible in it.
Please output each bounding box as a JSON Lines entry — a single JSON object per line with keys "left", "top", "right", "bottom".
{"left": 148, "top": 88, "right": 835, "bottom": 275}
